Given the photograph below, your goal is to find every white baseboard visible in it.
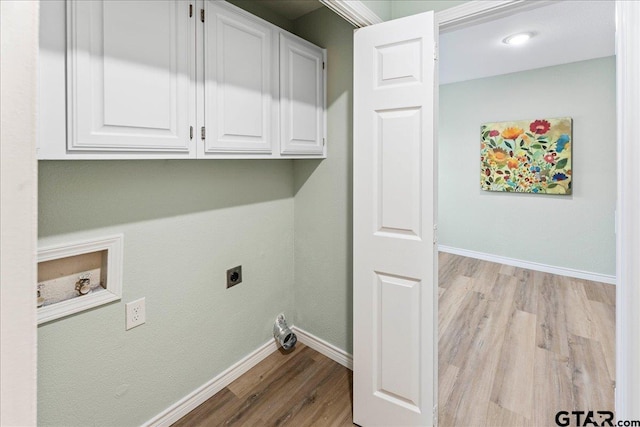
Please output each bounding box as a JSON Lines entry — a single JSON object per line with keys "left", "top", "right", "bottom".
{"left": 144, "top": 328, "right": 354, "bottom": 426}
{"left": 438, "top": 245, "right": 616, "bottom": 285}
{"left": 143, "top": 339, "right": 279, "bottom": 427}
{"left": 293, "top": 326, "right": 353, "bottom": 370}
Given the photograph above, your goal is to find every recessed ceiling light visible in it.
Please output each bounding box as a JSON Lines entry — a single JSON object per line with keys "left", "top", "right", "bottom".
{"left": 502, "top": 32, "right": 533, "bottom": 46}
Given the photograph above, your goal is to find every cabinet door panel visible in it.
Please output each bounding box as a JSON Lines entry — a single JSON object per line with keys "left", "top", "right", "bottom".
{"left": 280, "top": 34, "right": 325, "bottom": 155}
{"left": 67, "top": 0, "right": 194, "bottom": 153}
{"left": 204, "top": 1, "right": 274, "bottom": 153}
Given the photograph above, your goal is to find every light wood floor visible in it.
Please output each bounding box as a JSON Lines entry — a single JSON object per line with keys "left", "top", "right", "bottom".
{"left": 438, "top": 253, "right": 615, "bottom": 427}
{"left": 173, "top": 254, "right": 615, "bottom": 427}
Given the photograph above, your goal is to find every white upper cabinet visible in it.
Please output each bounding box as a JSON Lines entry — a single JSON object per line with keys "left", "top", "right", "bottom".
{"left": 38, "top": 0, "right": 325, "bottom": 160}
{"left": 66, "top": 1, "right": 195, "bottom": 155}
{"left": 202, "top": 1, "right": 276, "bottom": 154}
{"left": 280, "top": 33, "right": 326, "bottom": 156}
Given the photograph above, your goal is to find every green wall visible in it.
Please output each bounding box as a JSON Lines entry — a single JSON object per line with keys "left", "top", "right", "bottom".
{"left": 36, "top": 2, "right": 355, "bottom": 425}
{"left": 226, "top": 0, "right": 295, "bottom": 31}
{"left": 292, "top": 8, "right": 355, "bottom": 353}
{"left": 361, "top": 0, "right": 392, "bottom": 21}
{"left": 439, "top": 57, "right": 617, "bottom": 276}
{"left": 38, "top": 160, "right": 295, "bottom": 426}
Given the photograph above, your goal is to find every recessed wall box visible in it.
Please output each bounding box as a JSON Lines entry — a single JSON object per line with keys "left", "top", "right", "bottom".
{"left": 37, "top": 234, "right": 123, "bottom": 324}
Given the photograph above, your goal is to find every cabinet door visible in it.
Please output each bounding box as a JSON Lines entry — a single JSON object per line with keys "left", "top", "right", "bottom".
{"left": 203, "top": 1, "right": 275, "bottom": 154}
{"left": 67, "top": 1, "right": 195, "bottom": 154}
{"left": 279, "top": 33, "right": 326, "bottom": 156}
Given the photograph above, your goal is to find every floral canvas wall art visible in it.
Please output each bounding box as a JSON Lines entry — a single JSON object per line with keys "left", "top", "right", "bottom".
{"left": 480, "top": 117, "right": 572, "bottom": 194}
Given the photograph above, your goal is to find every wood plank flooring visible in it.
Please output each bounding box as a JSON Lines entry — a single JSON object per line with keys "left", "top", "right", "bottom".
{"left": 172, "top": 344, "right": 353, "bottom": 427}
{"left": 173, "top": 254, "right": 615, "bottom": 427}
{"left": 438, "top": 253, "right": 616, "bottom": 427}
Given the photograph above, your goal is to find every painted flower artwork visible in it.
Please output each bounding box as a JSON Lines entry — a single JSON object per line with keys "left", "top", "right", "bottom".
{"left": 480, "top": 117, "right": 573, "bottom": 194}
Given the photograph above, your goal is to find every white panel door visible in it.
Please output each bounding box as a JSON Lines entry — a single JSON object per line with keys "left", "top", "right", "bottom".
{"left": 280, "top": 33, "right": 326, "bottom": 155}
{"left": 353, "top": 12, "right": 437, "bottom": 427}
{"left": 67, "top": 1, "right": 195, "bottom": 154}
{"left": 203, "top": 1, "right": 275, "bottom": 154}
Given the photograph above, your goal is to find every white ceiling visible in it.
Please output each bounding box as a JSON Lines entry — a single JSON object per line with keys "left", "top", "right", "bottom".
{"left": 256, "top": 0, "right": 323, "bottom": 21}
{"left": 439, "top": 1, "right": 615, "bottom": 85}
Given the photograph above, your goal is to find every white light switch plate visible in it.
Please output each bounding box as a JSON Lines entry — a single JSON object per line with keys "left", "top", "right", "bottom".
{"left": 125, "top": 297, "right": 146, "bottom": 330}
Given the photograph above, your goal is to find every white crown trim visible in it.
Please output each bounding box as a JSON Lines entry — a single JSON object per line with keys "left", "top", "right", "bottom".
{"left": 436, "top": 0, "right": 556, "bottom": 32}
{"left": 319, "top": 0, "right": 383, "bottom": 27}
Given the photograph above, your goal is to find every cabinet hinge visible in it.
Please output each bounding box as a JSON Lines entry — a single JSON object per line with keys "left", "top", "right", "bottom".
{"left": 200, "top": 9, "right": 205, "bottom": 23}
{"left": 189, "top": 4, "right": 193, "bottom": 18}
{"left": 322, "top": 137, "right": 325, "bottom": 146}
{"left": 434, "top": 42, "right": 438, "bottom": 61}
{"left": 201, "top": 126, "right": 206, "bottom": 140}
{"left": 322, "top": 61, "right": 325, "bottom": 70}
{"left": 190, "top": 126, "right": 193, "bottom": 140}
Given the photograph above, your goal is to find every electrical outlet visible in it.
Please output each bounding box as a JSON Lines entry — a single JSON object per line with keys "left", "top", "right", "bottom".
{"left": 125, "top": 297, "right": 146, "bottom": 330}
{"left": 226, "top": 265, "right": 242, "bottom": 288}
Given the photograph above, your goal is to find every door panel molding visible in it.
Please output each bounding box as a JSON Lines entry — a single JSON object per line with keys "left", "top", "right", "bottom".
{"left": 203, "top": 0, "right": 275, "bottom": 153}
{"left": 353, "top": 11, "right": 437, "bottom": 426}
{"left": 279, "top": 33, "right": 325, "bottom": 155}
{"left": 66, "top": 0, "right": 194, "bottom": 152}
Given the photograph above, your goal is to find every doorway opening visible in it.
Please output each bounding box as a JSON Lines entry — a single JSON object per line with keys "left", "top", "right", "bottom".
{"left": 436, "top": 1, "right": 616, "bottom": 425}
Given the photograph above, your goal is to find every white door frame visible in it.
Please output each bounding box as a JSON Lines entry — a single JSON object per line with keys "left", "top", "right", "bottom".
{"left": 614, "top": 1, "right": 640, "bottom": 418}
{"left": 340, "top": 0, "right": 640, "bottom": 419}
{"left": 0, "top": 1, "right": 39, "bottom": 425}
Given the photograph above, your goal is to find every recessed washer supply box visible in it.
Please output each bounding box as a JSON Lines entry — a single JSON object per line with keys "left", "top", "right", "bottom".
{"left": 37, "top": 234, "right": 124, "bottom": 325}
